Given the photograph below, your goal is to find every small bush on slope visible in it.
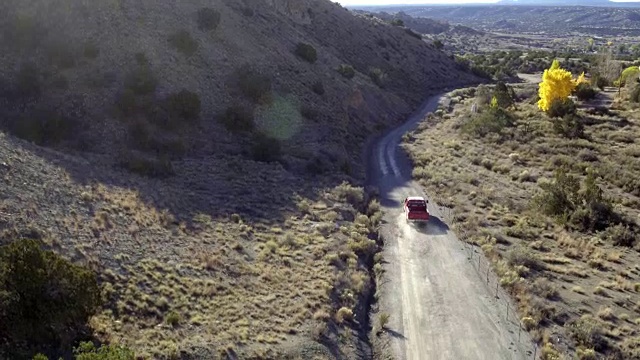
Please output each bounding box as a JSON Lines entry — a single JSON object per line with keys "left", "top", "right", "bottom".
{"left": 196, "top": 8, "right": 221, "bottom": 31}
{"left": 294, "top": 42, "right": 317, "bottom": 63}
{"left": 337, "top": 64, "right": 355, "bottom": 79}
{"left": 574, "top": 83, "right": 597, "bottom": 101}
{"left": 167, "top": 30, "right": 198, "bottom": 57}
{"left": 220, "top": 104, "right": 254, "bottom": 133}
{"left": 237, "top": 65, "right": 272, "bottom": 104}
{"left": 462, "top": 107, "right": 515, "bottom": 138}
{"left": 32, "top": 341, "right": 136, "bottom": 360}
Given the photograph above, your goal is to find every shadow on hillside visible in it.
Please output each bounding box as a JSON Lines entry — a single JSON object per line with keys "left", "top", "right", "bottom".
{"left": 385, "top": 328, "right": 407, "bottom": 340}
{"left": 3, "top": 134, "right": 362, "bottom": 230}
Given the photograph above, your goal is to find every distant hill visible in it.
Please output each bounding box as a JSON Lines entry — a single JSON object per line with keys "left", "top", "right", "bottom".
{"left": 363, "top": 4, "right": 640, "bottom": 35}
{"left": 351, "top": 0, "right": 640, "bottom": 8}
{"left": 497, "top": 0, "right": 640, "bottom": 6}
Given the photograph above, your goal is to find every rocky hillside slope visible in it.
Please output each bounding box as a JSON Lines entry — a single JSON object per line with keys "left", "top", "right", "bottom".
{"left": 0, "top": 0, "right": 480, "bottom": 358}
{"left": 354, "top": 10, "right": 483, "bottom": 36}
{"left": 0, "top": 0, "right": 476, "bottom": 176}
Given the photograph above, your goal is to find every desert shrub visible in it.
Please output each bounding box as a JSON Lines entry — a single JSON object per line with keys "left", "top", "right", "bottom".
{"left": 433, "top": 39, "right": 444, "bottom": 50}
{"left": 493, "top": 82, "right": 516, "bottom": 109}
{"left": 168, "top": 30, "right": 198, "bottom": 57}
{"left": 115, "top": 89, "right": 144, "bottom": 117}
{"left": 405, "top": 28, "right": 422, "bottom": 40}
{"left": 73, "top": 341, "right": 136, "bottom": 360}
{"left": 51, "top": 75, "right": 69, "bottom": 90}
{"left": 369, "top": 67, "right": 386, "bottom": 87}
{"left": 251, "top": 133, "right": 281, "bottom": 162}
{"left": 390, "top": 18, "right": 404, "bottom": 26}
{"left": 120, "top": 153, "right": 174, "bottom": 178}
{"left": 337, "top": 64, "right": 355, "bottom": 79}
{"left": 83, "top": 42, "right": 99, "bottom": 59}
{"left": 301, "top": 105, "right": 319, "bottom": 120}
{"left": 593, "top": 74, "right": 608, "bottom": 90}
{"left": 332, "top": 181, "right": 365, "bottom": 208}
{"left": 600, "top": 223, "right": 636, "bottom": 247}
{"left": 306, "top": 156, "right": 329, "bottom": 175}
{"left": 241, "top": 7, "right": 255, "bottom": 17}
{"left": 475, "top": 85, "right": 492, "bottom": 106}
{"left": 574, "top": 83, "right": 597, "bottom": 101}
{"left": 311, "top": 81, "right": 325, "bottom": 95}
{"left": 15, "top": 61, "right": 42, "bottom": 98}
{"left": 196, "top": 8, "right": 221, "bottom": 31}
{"left": 630, "top": 84, "right": 640, "bottom": 103}
{"left": 219, "top": 105, "right": 254, "bottom": 133}
{"left": 533, "top": 167, "right": 618, "bottom": 232}
{"left": 546, "top": 98, "right": 576, "bottom": 118}
{"left": 45, "top": 40, "right": 77, "bottom": 69}
{"left": 335, "top": 307, "right": 354, "bottom": 323}
{"left": 134, "top": 52, "right": 149, "bottom": 66}
{"left": 4, "top": 14, "right": 44, "bottom": 51}
{"left": 0, "top": 239, "right": 102, "bottom": 355}
{"left": 164, "top": 311, "right": 181, "bottom": 327}
{"left": 530, "top": 277, "right": 559, "bottom": 300}
{"left": 127, "top": 121, "right": 187, "bottom": 157}
{"left": 124, "top": 64, "right": 157, "bottom": 95}
{"left": 568, "top": 316, "right": 608, "bottom": 352}
{"left": 11, "top": 109, "right": 77, "bottom": 146}
{"left": 552, "top": 113, "right": 585, "bottom": 139}
{"left": 462, "top": 107, "right": 515, "bottom": 138}
{"left": 294, "top": 42, "right": 317, "bottom": 63}
{"left": 237, "top": 65, "right": 272, "bottom": 104}
{"left": 164, "top": 89, "right": 201, "bottom": 124}
{"left": 578, "top": 149, "right": 598, "bottom": 162}
{"left": 506, "top": 246, "right": 544, "bottom": 272}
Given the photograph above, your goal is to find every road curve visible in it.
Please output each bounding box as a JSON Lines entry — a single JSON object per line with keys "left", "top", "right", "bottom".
{"left": 367, "top": 93, "right": 535, "bottom": 360}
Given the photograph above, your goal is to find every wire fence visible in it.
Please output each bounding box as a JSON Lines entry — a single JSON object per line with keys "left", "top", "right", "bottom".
{"left": 437, "top": 205, "right": 542, "bottom": 360}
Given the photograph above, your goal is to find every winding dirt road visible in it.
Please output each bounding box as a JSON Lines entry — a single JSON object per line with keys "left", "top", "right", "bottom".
{"left": 368, "top": 94, "right": 536, "bottom": 360}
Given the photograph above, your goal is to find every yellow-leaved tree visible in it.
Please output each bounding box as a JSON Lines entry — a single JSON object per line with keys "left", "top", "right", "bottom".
{"left": 573, "top": 72, "right": 589, "bottom": 86}
{"left": 537, "top": 60, "right": 577, "bottom": 112}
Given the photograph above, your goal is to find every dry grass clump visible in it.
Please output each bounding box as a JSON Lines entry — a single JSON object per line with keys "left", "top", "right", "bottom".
{"left": 402, "top": 85, "right": 640, "bottom": 358}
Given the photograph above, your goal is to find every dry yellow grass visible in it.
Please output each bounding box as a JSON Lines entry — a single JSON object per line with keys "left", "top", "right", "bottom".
{"left": 403, "top": 84, "right": 640, "bottom": 358}
{"left": 0, "top": 135, "right": 382, "bottom": 359}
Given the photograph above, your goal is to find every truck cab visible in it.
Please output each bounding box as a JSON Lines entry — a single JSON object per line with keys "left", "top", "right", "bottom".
{"left": 403, "top": 196, "right": 429, "bottom": 223}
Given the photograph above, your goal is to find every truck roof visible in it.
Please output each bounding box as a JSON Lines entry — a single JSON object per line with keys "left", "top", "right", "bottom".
{"left": 407, "top": 196, "right": 426, "bottom": 201}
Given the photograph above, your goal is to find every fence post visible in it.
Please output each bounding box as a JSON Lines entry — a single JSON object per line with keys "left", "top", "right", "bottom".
{"left": 495, "top": 282, "right": 499, "bottom": 298}
{"left": 533, "top": 345, "right": 537, "bottom": 360}
{"left": 506, "top": 303, "right": 509, "bottom": 322}
{"left": 486, "top": 267, "right": 489, "bottom": 283}
{"left": 518, "top": 324, "right": 521, "bottom": 342}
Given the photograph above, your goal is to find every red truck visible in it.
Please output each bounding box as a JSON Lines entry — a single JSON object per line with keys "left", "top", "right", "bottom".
{"left": 403, "top": 196, "right": 430, "bottom": 224}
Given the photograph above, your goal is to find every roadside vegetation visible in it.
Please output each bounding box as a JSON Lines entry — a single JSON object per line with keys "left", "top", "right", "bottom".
{"left": 404, "top": 59, "right": 640, "bottom": 359}
{"left": 1, "top": 175, "right": 384, "bottom": 359}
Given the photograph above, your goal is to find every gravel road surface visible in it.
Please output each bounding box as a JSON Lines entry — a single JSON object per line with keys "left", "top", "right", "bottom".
{"left": 367, "top": 93, "right": 536, "bottom": 360}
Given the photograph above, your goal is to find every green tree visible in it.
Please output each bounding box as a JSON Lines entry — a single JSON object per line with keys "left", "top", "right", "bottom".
{"left": 0, "top": 239, "right": 102, "bottom": 355}
{"left": 74, "top": 341, "right": 135, "bottom": 360}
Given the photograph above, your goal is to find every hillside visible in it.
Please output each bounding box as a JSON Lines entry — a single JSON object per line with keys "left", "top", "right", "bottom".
{"left": 362, "top": 5, "right": 640, "bottom": 36}
{"left": 0, "top": 0, "right": 479, "bottom": 359}
{"left": 353, "top": 10, "right": 483, "bottom": 36}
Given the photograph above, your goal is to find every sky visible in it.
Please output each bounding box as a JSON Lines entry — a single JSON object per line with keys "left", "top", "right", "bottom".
{"left": 337, "top": 0, "right": 499, "bottom": 4}
{"left": 336, "top": 0, "right": 638, "bottom": 5}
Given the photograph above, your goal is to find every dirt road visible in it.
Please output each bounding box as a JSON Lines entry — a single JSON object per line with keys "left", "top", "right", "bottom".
{"left": 367, "top": 94, "right": 536, "bottom": 360}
